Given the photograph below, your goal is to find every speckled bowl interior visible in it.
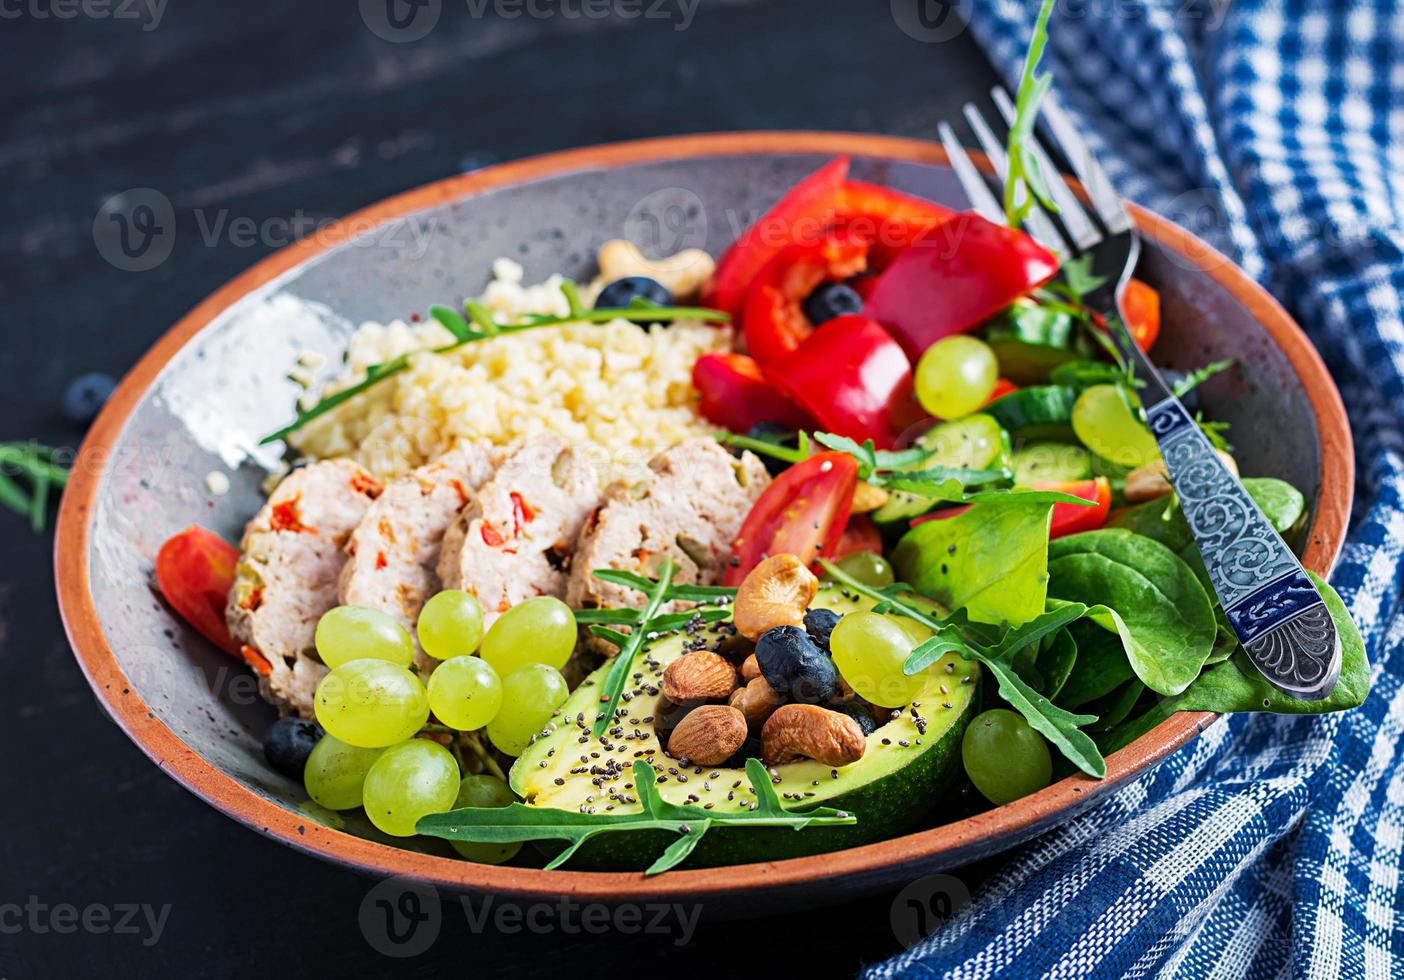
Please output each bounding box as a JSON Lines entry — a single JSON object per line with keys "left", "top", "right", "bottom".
{"left": 59, "top": 136, "right": 1348, "bottom": 905}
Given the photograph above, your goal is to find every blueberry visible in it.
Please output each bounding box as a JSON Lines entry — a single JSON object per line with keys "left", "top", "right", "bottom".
{"left": 723, "top": 736, "right": 763, "bottom": 769}
{"left": 801, "top": 283, "right": 863, "bottom": 325}
{"left": 594, "top": 276, "right": 675, "bottom": 320}
{"left": 833, "top": 700, "right": 878, "bottom": 736}
{"left": 803, "top": 608, "right": 841, "bottom": 650}
{"left": 263, "top": 717, "right": 323, "bottom": 779}
{"left": 62, "top": 372, "right": 116, "bottom": 425}
{"left": 756, "top": 625, "right": 840, "bottom": 705}
{"left": 1158, "top": 369, "right": 1201, "bottom": 413}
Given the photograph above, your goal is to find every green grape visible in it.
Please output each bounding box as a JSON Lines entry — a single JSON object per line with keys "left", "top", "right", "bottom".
{"left": 1071, "top": 384, "right": 1161, "bottom": 468}
{"left": 480, "top": 596, "right": 578, "bottom": 676}
{"left": 486, "top": 663, "right": 570, "bottom": 756}
{"left": 829, "top": 611, "right": 928, "bottom": 708}
{"left": 361, "top": 738, "right": 461, "bottom": 837}
{"left": 417, "top": 589, "right": 485, "bottom": 660}
{"left": 450, "top": 774, "right": 521, "bottom": 863}
{"left": 314, "top": 605, "right": 414, "bottom": 670}
{"left": 889, "top": 614, "right": 933, "bottom": 646}
{"left": 303, "top": 735, "right": 384, "bottom": 810}
{"left": 961, "top": 708, "right": 1052, "bottom": 805}
{"left": 427, "top": 656, "right": 503, "bottom": 731}
{"left": 314, "top": 659, "right": 429, "bottom": 748}
{"left": 832, "top": 550, "right": 895, "bottom": 588}
{"left": 914, "top": 336, "right": 998, "bottom": 419}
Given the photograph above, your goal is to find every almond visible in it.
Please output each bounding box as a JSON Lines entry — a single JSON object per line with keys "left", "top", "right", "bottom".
{"left": 667, "top": 704, "right": 748, "bottom": 766}
{"left": 733, "top": 553, "right": 819, "bottom": 641}
{"left": 762, "top": 703, "right": 867, "bottom": 767}
{"left": 661, "top": 651, "right": 738, "bottom": 703}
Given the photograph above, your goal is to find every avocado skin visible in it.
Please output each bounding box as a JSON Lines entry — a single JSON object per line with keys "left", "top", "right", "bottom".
{"left": 530, "top": 684, "right": 979, "bottom": 871}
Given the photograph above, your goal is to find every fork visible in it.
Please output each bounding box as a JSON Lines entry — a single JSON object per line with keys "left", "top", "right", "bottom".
{"left": 939, "top": 88, "right": 1342, "bottom": 701}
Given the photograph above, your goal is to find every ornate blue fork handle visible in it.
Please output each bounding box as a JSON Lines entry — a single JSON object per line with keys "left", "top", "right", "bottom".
{"left": 1117, "top": 325, "right": 1342, "bottom": 701}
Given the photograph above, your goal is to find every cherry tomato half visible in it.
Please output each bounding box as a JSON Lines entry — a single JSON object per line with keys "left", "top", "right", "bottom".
{"left": 155, "top": 525, "right": 241, "bottom": 656}
{"left": 723, "top": 452, "right": 858, "bottom": 586}
{"left": 1120, "top": 279, "right": 1161, "bottom": 352}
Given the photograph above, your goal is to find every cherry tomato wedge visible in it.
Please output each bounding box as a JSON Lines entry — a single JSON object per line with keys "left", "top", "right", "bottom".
{"left": 910, "top": 477, "right": 1111, "bottom": 541}
{"left": 723, "top": 451, "right": 858, "bottom": 586}
{"left": 1120, "top": 279, "right": 1161, "bottom": 351}
{"left": 833, "top": 513, "right": 882, "bottom": 559}
{"left": 704, "top": 156, "right": 851, "bottom": 318}
{"left": 155, "top": 525, "right": 241, "bottom": 656}
{"left": 768, "top": 315, "right": 915, "bottom": 449}
{"left": 691, "top": 352, "right": 812, "bottom": 433}
{"left": 863, "top": 213, "right": 1060, "bottom": 361}
{"left": 741, "top": 231, "right": 870, "bottom": 367}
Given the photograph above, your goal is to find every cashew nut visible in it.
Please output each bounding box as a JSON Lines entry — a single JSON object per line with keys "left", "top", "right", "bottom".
{"left": 733, "top": 553, "right": 819, "bottom": 641}
{"left": 729, "top": 675, "right": 783, "bottom": 728}
{"left": 596, "top": 239, "right": 715, "bottom": 302}
{"left": 1125, "top": 450, "right": 1238, "bottom": 503}
{"left": 851, "top": 481, "right": 890, "bottom": 514}
{"left": 761, "top": 703, "right": 867, "bottom": 767}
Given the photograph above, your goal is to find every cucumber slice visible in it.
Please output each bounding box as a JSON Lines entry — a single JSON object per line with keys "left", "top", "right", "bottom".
{"left": 984, "top": 301, "right": 1083, "bottom": 385}
{"left": 987, "top": 337, "right": 1081, "bottom": 385}
{"left": 1012, "top": 442, "right": 1093, "bottom": 485}
{"left": 871, "top": 415, "right": 1011, "bottom": 528}
{"left": 985, "top": 385, "right": 1078, "bottom": 433}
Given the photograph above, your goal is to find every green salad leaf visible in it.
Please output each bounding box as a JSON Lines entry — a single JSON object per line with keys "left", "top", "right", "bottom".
{"left": 1002, "top": 0, "right": 1059, "bottom": 227}
{"left": 892, "top": 500, "right": 1055, "bottom": 626}
{"left": 1046, "top": 529, "right": 1217, "bottom": 696}
{"left": 416, "top": 759, "right": 856, "bottom": 875}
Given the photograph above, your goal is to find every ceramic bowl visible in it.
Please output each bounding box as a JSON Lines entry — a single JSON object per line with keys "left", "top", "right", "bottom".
{"left": 56, "top": 133, "right": 1352, "bottom": 913}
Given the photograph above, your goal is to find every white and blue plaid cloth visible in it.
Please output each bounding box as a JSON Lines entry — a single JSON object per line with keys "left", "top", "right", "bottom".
{"left": 870, "top": 2, "right": 1404, "bottom": 976}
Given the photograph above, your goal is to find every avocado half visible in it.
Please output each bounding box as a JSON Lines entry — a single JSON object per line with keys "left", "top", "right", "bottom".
{"left": 511, "top": 584, "right": 981, "bottom": 871}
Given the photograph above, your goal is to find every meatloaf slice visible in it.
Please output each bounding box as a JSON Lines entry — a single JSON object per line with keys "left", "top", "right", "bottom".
{"left": 226, "top": 459, "right": 384, "bottom": 718}
{"left": 565, "top": 437, "right": 770, "bottom": 612}
{"left": 338, "top": 444, "right": 502, "bottom": 676}
{"left": 436, "top": 435, "right": 601, "bottom": 629}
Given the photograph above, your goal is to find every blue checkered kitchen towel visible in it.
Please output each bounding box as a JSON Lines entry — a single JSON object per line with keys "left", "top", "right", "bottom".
{"left": 869, "top": 2, "right": 1404, "bottom": 977}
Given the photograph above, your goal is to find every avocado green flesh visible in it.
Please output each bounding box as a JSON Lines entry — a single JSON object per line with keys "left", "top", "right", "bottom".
{"left": 510, "top": 585, "right": 980, "bottom": 870}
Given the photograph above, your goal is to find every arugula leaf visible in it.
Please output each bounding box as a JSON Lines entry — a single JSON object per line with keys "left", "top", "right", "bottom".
{"left": 1002, "top": 0, "right": 1059, "bottom": 228}
{"left": 822, "top": 560, "right": 1106, "bottom": 778}
{"left": 1172, "top": 358, "right": 1234, "bottom": 399}
{"left": 416, "top": 759, "right": 857, "bottom": 875}
{"left": 0, "top": 442, "right": 70, "bottom": 533}
{"left": 1058, "top": 255, "right": 1109, "bottom": 300}
{"left": 811, "top": 433, "right": 929, "bottom": 479}
{"left": 715, "top": 429, "right": 812, "bottom": 466}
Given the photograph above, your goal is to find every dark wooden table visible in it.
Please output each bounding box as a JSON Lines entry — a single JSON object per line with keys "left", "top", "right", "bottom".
{"left": 1, "top": 3, "right": 999, "bottom": 975}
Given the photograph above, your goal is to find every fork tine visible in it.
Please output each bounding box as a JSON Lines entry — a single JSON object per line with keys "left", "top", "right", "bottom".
{"left": 938, "top": 121, "right": 1004, "bottom": 225}
{"left": 1036, "top": 93, "right": 1132, "bottom": 234}
{"left": 990, "top": 87, "right": 1101, "bottom": 251}
{"left": 961, "top": 103, "right": 1067, "bottom": 255}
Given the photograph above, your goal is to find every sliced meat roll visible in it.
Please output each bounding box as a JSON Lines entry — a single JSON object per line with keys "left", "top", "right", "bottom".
{"left": 566, "top": 437, "right": 770, "bottom": 612}
{"left": 338, "top": 444, "right": 502, "bottom": 675}
{"left": 436, "top": 436, "right": 601, "bottom": 629}
{"left": 226, "top": 459, "right": 384, "bottom": 718}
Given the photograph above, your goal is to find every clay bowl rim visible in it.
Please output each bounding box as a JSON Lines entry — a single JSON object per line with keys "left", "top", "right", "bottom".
{"left": 55, "top": 131, "right": 1353, "bottom": 902}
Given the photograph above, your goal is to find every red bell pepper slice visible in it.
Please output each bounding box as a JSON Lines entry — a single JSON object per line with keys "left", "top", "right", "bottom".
{"left": 723, "top": 451, "right": 858, "bottom": 585}
{"left": 835, "top": 181, "right": 955, "bottom": 268}
{"left": 910, "top": 476, "right": 1111, "bottom": 541}
{"left": 691, "top": 352, "right": 812, "bottom": 433}
{"left": 833, "top": 513, "right": 882, "bottom": 559}
{"left": 704, "top": 156, "right": 851, "bottom": 318}
{"left": 155, "top": 525, "right": 241, "bottom": 657}
{"left": 768, "top": 315, "right": 915, "bottom": 449}
{"left": 985, "top": 378, "right": 1019, "bottom": 405}
{"left": 742, "top": 231, "right": 870, "bottom": 367}
{"left": 863, "top": 212, "right": 1060, "bottom": 361}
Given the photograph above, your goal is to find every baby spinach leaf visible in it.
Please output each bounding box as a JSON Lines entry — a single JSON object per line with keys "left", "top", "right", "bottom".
{"left": 893, "top": 500, "right": 1054, "bottom": 626}
{"left": 1087, "top": 679, "right": 1146, "bottom": 731}
{"left": 1099, "top": 573, "right": 1369, "bottom": 753}
{"left": 1037, "top": 628, "right": 1078, "bottom": 699}
{"left": 1054, "top": 621, "right": 1135, "bottom": 708}
{"left": 1047, "top": 529, "right": 1217, "bottom": 696}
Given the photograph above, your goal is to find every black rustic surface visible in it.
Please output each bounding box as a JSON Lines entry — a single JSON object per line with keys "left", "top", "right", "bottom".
{"left": 1, "top": 2, "right": 1001, "bottom": 976}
